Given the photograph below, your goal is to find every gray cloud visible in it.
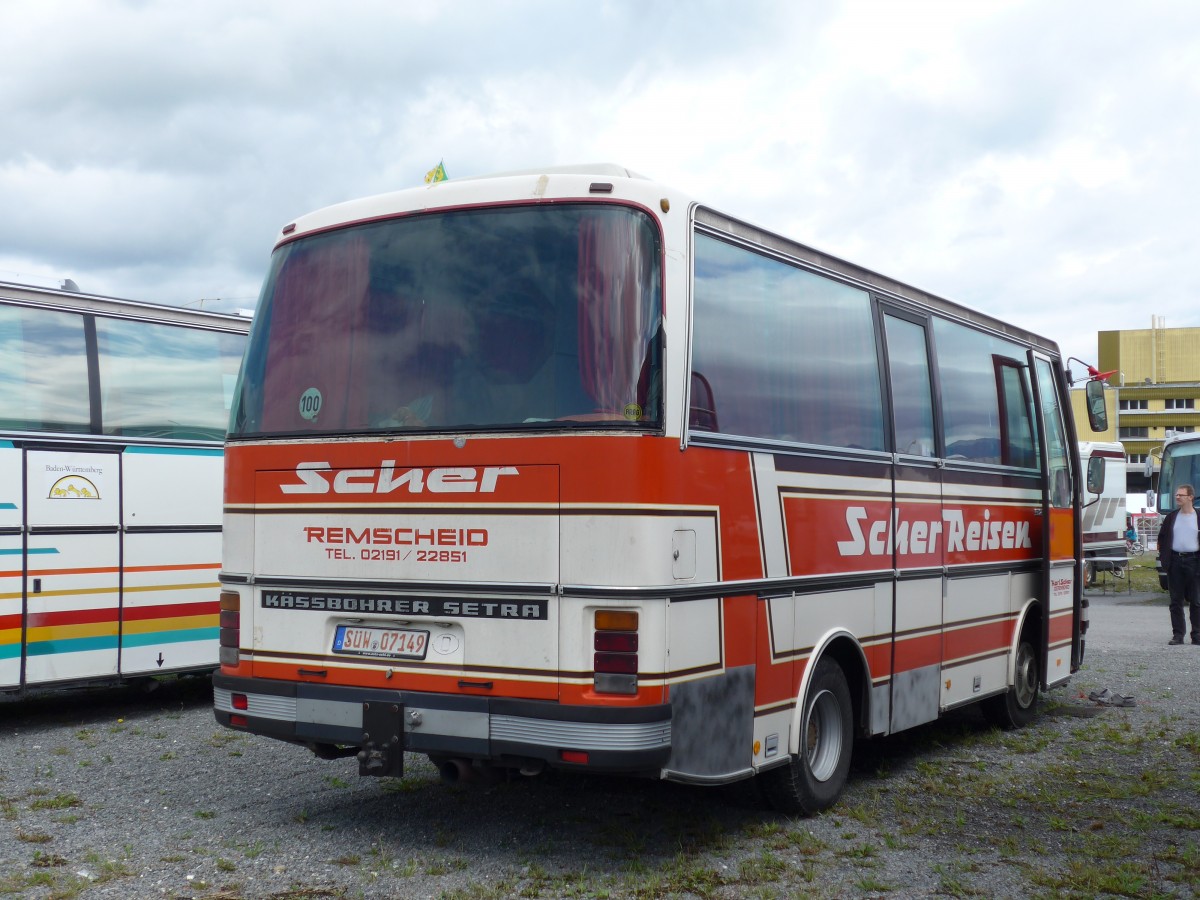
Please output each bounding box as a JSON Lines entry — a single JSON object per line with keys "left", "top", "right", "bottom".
{"left": 0, "top": 0, "right": 1197, "bottom": 372}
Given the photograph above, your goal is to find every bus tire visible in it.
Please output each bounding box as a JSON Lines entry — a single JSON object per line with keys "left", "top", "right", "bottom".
{"left": 758, "top": 656, "right": 854, "bottom": 815}
{"left": 982, "top": 629, "right": 1039, "bottom": 730}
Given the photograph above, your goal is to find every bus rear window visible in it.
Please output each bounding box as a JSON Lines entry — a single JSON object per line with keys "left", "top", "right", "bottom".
{"left": 231, "top": 204, "right": 662, "bottom": 437}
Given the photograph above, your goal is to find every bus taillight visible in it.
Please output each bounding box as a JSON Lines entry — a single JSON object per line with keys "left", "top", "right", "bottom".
{"left": 219, "top": 591, "right": 241, "bottom": 667}
{"left": 594, "top": 610, "right": 638, "bottom": 694}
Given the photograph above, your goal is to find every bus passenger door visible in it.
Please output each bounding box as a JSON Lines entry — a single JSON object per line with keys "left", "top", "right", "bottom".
{"left": 1030, "top": 354, "right": 1076, "bottom": 688}
{"left": 23, "top": 449, "right": 122, "bottom": 687}
{"left": 880, "top": 309, "right": 944, "bottom": 733}
{"left": 0, "top": 442, "right": 22, "bottom": 689}
{"left": 119, "top": 446, "right": 223, "bottom": 676}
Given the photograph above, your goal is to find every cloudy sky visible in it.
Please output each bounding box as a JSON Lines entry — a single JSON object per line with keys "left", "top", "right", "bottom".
{"left": 3, "top": 0, "right": 1197, "bottom": 375}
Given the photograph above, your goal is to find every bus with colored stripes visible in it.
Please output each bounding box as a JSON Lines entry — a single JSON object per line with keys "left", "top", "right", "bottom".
{"left": 0, "top": 281, "right": 249, "bottom": 693}
{"left": 213, "top": 165, "right": 1107, "bottom": 812}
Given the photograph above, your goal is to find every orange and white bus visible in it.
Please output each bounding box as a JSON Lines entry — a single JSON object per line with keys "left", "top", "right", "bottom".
{"left": 0, "top": 281, "right": 249, "bottom": 694}
{"left": 213, "top": 165, "right": 1107, "bottom": 812}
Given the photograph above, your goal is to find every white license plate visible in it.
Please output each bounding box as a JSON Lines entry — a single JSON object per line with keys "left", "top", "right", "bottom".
{"left": 333, "top": 625, "right": 429, "bottom": 660}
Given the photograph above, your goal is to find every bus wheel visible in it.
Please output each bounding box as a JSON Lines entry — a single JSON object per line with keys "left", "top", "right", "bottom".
{"left": 982, "top": 630, "right": 1039, "bottom": 730}
{"left": 758, "top": 657, "right": 854, "bottom": 815}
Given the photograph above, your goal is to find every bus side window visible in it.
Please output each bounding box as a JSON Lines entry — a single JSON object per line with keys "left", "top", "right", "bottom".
{"left": 883, "top": 313, "right": 936, "bottom": 457}
{"left": 934, "top": 318, "right": 1035, "bottom": 466}
{"left": 996, "top": 359, "right": 1038, "bottom": 468}
{"left": 1052, "top": 466, "right": 1071, "bottom": 508}
{"left": 0, "top": 303, "right": 92, "bottom": 434}
{"left": 1034, "top": 357, "right": 1072, "bottom": 507}
{"left": 97, "top": 318, "right": 239, "bottom": 440}
{"left": 691, "top": 232, "right": 884, "bottom": 450}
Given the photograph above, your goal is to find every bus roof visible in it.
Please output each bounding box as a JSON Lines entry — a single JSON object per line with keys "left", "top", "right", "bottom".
{"left": 0, "top": 280, "right": 252, "bottom": 332}
{"left": 1164, "top": 432, "right": 1200, "bottom": 450}
{"left": 694, "top": 205, "right": 1060, "bottom": 356}
{"left": 272, "top": 164, "right": 1061, "bottom": 357}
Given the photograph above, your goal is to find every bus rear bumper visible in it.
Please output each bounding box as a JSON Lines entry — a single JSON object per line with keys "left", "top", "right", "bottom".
{"left": 212, "top": 673, "right": 672, "bottom": 776}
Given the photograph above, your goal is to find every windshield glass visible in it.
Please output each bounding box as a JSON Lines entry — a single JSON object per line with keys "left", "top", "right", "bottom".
{"left": 1159, "top": 439, "right": 1200, "bottom": 513}
{"left": 231, "top": 204, "right": 662, "bottom": 437}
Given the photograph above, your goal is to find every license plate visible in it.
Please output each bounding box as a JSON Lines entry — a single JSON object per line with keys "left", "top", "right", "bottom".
{"left": 332, "top": 625, "right": 429, "bottom": 660}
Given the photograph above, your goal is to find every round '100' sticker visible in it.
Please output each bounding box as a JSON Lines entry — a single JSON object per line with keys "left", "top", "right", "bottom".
{"left": 299, "top": 387, "right": 323, "bottom": 422}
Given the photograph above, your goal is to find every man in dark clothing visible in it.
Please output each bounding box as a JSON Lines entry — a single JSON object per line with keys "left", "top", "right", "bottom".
{"left": 1157, "top": 483, "right": 1200, "bottom": 645}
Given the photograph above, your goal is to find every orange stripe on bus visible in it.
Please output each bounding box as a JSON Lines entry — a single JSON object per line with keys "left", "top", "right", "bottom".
{"left": 19, "top": 566, "right": 120, "bottom": 578}
{"left": 122, "top": 582, "right": 220, "bottom": 594}
{"left": 18, "top": 586, "right": 118, "bottom": 601}
{"left": 4, "top": 562, "right": 221, "bottom": 579}
{"left": 3, "top": 582, "right": 218, "bottom": 604}
{"left": 27, "top": 622, "right": 119, "bottom": 642}
{"left": 125, "top": 562, "right": 221, "bottom": 574}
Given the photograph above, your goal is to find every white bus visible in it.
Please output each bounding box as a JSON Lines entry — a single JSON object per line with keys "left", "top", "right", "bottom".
{"left": 1154, "top": 431, "right": 1200, "bottom": 588}
{"left": 213, "top": 165, "right": 1107, "bottom": 813}
{"left": 1079, "top": 441, "right": 1128, "bottom": 584}
{"left": 0, "top": 281, "right": 249, "bottom": 693}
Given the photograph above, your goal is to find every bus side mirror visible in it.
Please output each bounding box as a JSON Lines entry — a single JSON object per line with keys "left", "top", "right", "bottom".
{"left": 1084, "top": 379, "right": 1108, "bottom": 432}
{"left": 1086, "top": 455, "right": 1105, "bottom": 495}
{"left": 688, "top": 371, "right": 719, "bottom": 432}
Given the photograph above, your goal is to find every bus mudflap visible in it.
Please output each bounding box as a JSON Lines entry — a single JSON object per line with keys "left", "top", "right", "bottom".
{"left": 358, "top": 700, "right": 404, "bottom": 777}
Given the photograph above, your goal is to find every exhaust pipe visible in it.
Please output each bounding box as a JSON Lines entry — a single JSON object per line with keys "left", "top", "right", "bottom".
{"left": 439, "top": 758, "right": 477, "bottom": 784}
{"left": 438, "top": 758, "right": 518, "bottom": 784}
{"left": 308, "top": 742, "right": 360, "bottom": 761}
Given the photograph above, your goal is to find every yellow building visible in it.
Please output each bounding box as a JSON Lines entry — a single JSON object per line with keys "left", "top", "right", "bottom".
{"left": 1070, "top": 323, "right": 1200, "bottom": 491}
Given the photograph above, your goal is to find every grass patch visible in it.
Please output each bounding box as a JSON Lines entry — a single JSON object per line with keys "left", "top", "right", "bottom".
{"left": 29, "top": 792, "right": 82, "bottom": 811}
{"left": 1031, "top": 857, "right": 1152, "bottom": 896}
{"left": 738, "top": 848, "right": 788, "bottom": 884}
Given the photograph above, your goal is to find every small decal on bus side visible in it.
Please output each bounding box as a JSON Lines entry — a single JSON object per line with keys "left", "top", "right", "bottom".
{"left": 49, "top": 476, "right": 101, "bottom": 500}
{"left": 298, "top": 388, "right": 323, "bottom": 422}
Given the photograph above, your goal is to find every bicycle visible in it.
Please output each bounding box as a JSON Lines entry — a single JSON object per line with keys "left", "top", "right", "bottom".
{"left": 1125, "top": 538, "right": 1145, "bottom": 557}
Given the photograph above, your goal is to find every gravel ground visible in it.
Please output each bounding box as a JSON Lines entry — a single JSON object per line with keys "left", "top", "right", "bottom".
{"left": 1, "top": 589, "right": 1197, "bottom": 899}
